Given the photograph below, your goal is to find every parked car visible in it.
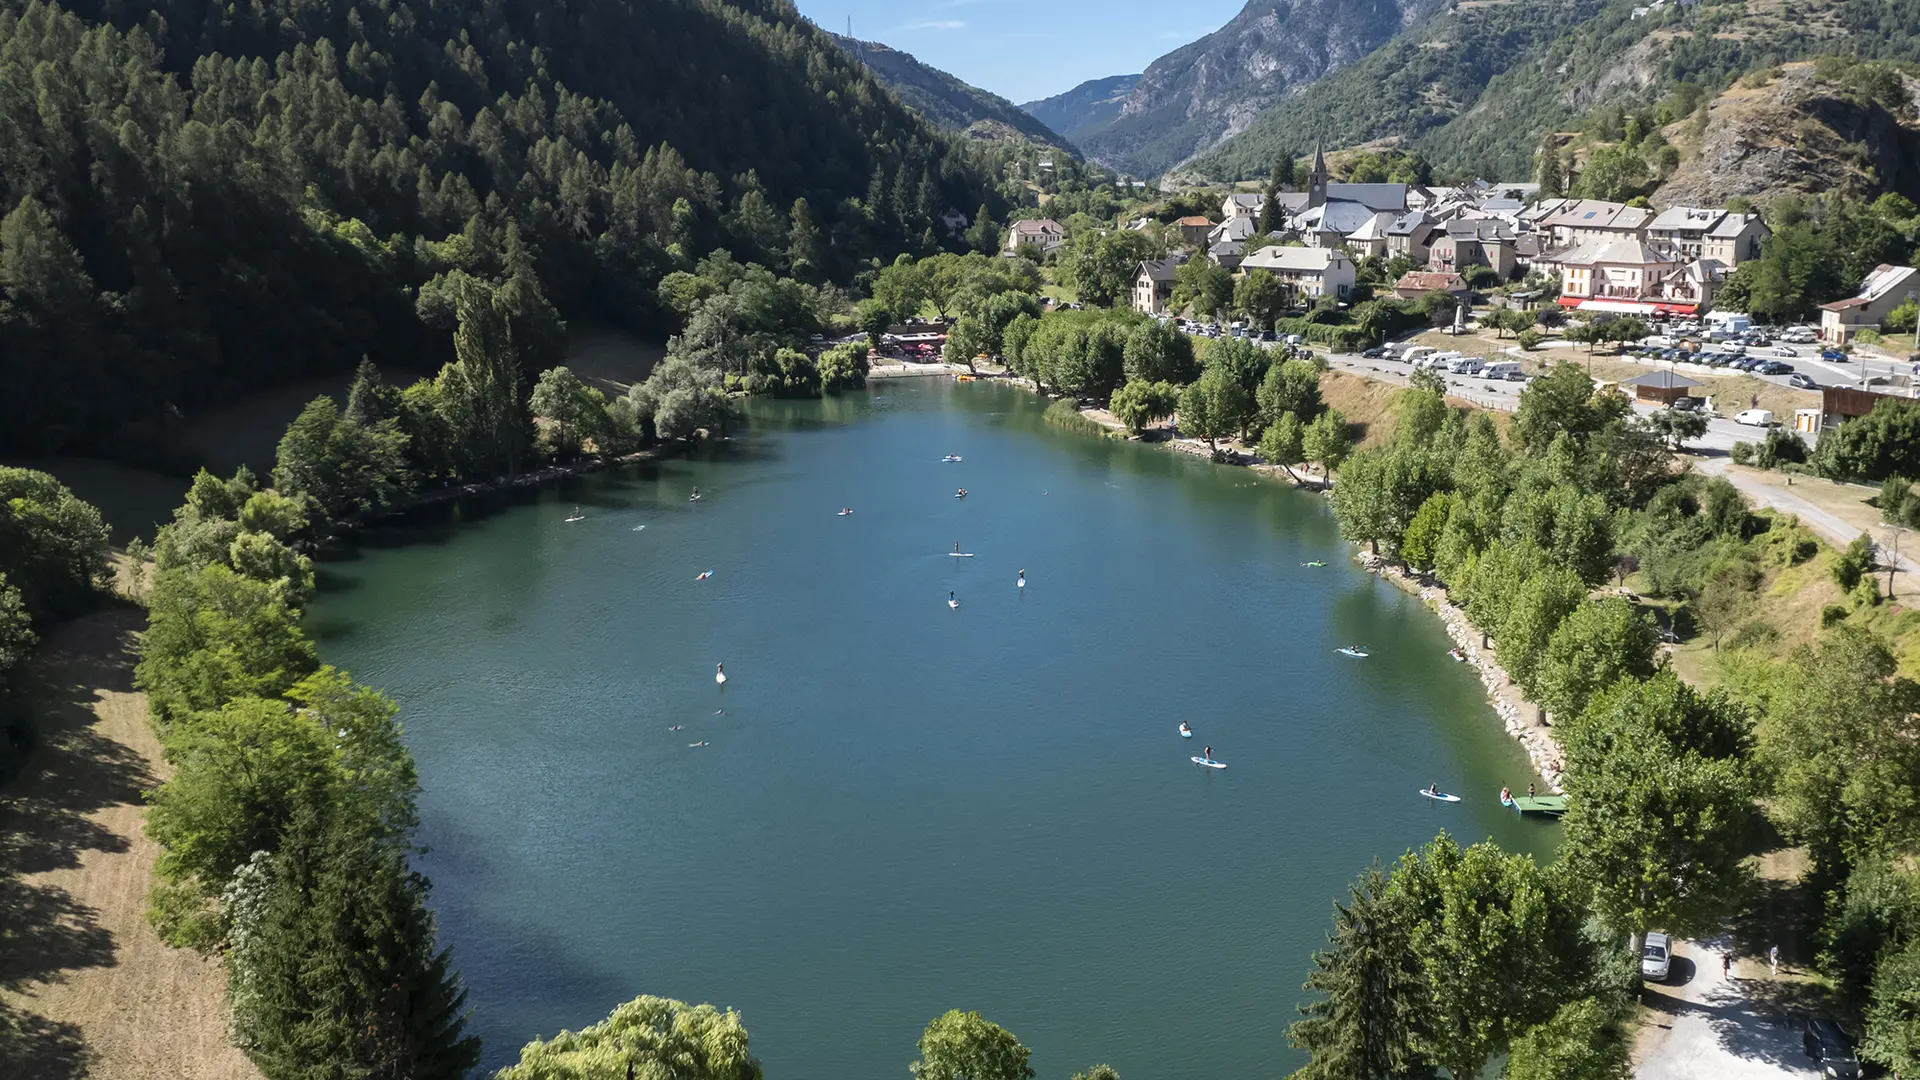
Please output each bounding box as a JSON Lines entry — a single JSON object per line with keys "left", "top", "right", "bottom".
{"left": 1790, "top": 372, "right": 1819, "bottom": 390}
{"left": 1642, "top": 932, "right": 1672, "bottom": 982}
{"left": 1801, "top": 1016, "right": 1861, "bottom": 1078}
{"left": 1503, "top": 370, "right": 1528, "bottom": 382}
{"left": 1757, "top": 361, "right": 1793, "bottom": 375}
{"left": 1821, "top": 348, "right": 1848, "bottom": 362}
{"left": 1670, "top": 396, "right": 1701, "bottom": 411}
{"left": 1735, "top": 408, "right": 1776, "bottom": 427}
{"left": 1362, "top": 346, "right": 1389, "bottom": 358}
{"left": 1773, "top": 345, "right": 1797, "bottom": 357}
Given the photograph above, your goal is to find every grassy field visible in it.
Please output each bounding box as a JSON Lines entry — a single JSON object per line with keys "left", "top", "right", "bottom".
{"left": 0, "top": 610, "right": 261, "bottom": 1080}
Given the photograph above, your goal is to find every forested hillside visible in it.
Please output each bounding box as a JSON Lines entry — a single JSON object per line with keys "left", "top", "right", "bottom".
{"left": 1196, "top": 0, "right": 1920, "bottom": 182}
{"left": 0, "top": 0, "right": 1002, "bottom": 455}
{"left": 829, "top": 34, "right": 1071, "bottom": 150}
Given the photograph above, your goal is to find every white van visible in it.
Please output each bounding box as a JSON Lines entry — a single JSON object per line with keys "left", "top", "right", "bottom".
{"left": 1480, "top": 360, "right": 1522, "bottom": 380}
{"left": 1735, "top": 408, "right": 1775, "bottom": 427}
{"left": 1401, "top": 346, "right": 1437, "bottom": 365}
{"left": 1447, "top": 356, "right": 1485, "bottom": 375}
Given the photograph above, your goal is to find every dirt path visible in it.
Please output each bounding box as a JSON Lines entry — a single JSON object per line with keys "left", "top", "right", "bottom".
{"left": 1634, "top": 936, "right": 1821, "bottom": 1080}
{"left": 0, "top": 609, "right": 259, "bottom": 1080}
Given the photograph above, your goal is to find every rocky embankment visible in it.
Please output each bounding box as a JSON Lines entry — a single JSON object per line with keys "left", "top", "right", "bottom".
{"left": 1359, "top": 553, "right": 1566, "bottom": 794}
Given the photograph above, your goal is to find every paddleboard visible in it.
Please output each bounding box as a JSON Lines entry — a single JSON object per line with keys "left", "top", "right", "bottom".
{"left": 631, "top": 525, "right": 646, "bottom": 531}
{"left": 1179, "top": 729, "right": 1192, "bottom": 738}
{"left": 946, "top": 552, "right": 975, "bottom": 557}
{"left": 1191, "top": 756, "right": 1226, "bottom": 769}
{"left": 689, "top": 494, "right": 703, "bottom": 502}
{"left": 1017, "top": 579, "right": 1025, "bottom": 588}
{"left": 837, "top": 510, "right": 853, "bottom": 516}
{"left": 695, "top": 570, "right": 714, "bottom": 581}
{"left": 942, "top": 456, "right": 963, "bottom": 462}
{"left": 1418, "top": 789, "right": 1461, "bottom": 802}
{"left": 564, "top": 515, "right": 585, "bottom": 523}
{"left": 1336, "top": 647, "right": 1369, "bottom": 658}
{"left": 715, "top": 673, "right": 727, "bottom": 686}
{"left": 948, "top": 599, "right": 959, "bottom": 609}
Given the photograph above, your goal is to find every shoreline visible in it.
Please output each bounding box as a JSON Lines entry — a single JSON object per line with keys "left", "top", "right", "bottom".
{"left": 952, "top": 371, "right": 1557, "bottom": 788}
{"left": 1359, "top": 554, "right": 1567, "bottom": 794}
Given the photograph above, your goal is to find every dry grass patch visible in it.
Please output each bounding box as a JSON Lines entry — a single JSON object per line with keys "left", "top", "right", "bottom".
{"left": 0, "top": 611, "right": 259, "bottom": 1080}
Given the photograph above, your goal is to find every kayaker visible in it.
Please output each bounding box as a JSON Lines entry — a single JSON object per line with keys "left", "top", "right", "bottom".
{"left": 1179, "top": 721, "right": 1191, "bottom": 736}
{"left": 1500, "top": 786, "right": 1511, "bottom": 803}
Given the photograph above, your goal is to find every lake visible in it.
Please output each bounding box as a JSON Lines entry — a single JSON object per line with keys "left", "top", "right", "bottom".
{"left": 305, "top": 378, "right": 1556, "bottom": 1078}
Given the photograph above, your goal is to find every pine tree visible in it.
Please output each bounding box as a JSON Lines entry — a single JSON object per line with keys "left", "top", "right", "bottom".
{"left": 234, "top": 811, "right": 480, "bottom": 1080}
{"left": 1259, "top": 181, "right": 1285, "bottom": 235}
{"left": 344, "top": 358, "right": 396, "bottom": 426}
{"left": 1535, "top": 139, "right": 1566, "bottom": 198}
{"left": 1287, "top": 865, "right": 1431, "bottom": 1079}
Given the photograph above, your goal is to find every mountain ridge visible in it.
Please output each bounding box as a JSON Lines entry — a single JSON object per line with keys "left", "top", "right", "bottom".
{"left": 1020, "top": 74, "right": 1141, "bottom": 148}
{"left": 1070, "top": 0, "right": 1435, "bottom": 177}
{"left": 1193, "top": 0, "right": 1920, "bottom": 185}
{"left": 829, "top": 33, "right": 1074, "bottom": 150}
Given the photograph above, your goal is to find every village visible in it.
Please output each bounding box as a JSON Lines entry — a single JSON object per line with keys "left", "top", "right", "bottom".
{"left": 986, "top": 147, "right": 1920, "bottom": 440}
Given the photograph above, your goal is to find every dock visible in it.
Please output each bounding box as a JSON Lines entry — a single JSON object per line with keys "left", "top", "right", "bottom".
{"left": 1507, "top": 795, "right": 1567, "bottom": 818}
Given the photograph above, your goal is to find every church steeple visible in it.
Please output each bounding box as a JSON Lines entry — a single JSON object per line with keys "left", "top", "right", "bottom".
{"left": 1308, "top": 141, "right": 1329, "bottom": 209}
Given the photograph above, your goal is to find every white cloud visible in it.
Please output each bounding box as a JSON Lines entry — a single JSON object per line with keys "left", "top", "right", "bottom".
{"left": 895, "top": 18, "right": 969, "bottom": 31}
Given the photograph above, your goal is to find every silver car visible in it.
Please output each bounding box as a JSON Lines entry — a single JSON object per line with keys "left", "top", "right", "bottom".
{"left": 1642, "top": 932, "right": 1672, "bottom": 982}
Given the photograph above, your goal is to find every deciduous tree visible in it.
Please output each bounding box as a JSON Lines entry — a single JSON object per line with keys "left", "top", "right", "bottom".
{"left": 910, "top": 1010, "right": 1034, "bottom": 1080}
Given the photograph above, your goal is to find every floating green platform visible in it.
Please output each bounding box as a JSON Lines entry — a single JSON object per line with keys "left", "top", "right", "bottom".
{"left": 1507, "top": 795, "right": 1567, "bottom": 818}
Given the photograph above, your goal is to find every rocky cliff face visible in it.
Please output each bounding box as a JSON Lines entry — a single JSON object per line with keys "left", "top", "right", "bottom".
{"left": 1655, "top": 63, "right": 1920, "bottom": 208}
{"left": 1076, "top": 0, "right": 1435, "bottom": 177}
{"left": 1020, "top": 74, "right": 1141, "bottom": 147}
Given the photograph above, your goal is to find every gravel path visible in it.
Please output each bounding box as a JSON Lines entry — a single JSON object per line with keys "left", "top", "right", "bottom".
{"left": 0, "top": 610, "right": 258, "bottom": 1080}
{"left": 1635, "top": 938, "right": 1820, "bottom": 1080}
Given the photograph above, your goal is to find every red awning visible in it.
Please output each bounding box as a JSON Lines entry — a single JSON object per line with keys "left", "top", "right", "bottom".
{"left": 1656, "top": 303, "right": 1698, "bottom": 315}
{"left": 1556, "top": 295, "right": 1584, "bottom": 308}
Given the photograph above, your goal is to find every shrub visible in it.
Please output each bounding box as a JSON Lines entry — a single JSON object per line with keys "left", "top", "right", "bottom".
{"left": 1821, "top": 603, "right": 1850, "bottom": 628}
{"left": 1834, "top": 534, "right": 1876, "bottom": 591}
{"left": 1730, "top": 441, "right": 1757, "bottom": 465}
{"left": 1756, "top": 428, "right": 1810, "bottom": 469}
{"left": 1044, "top": 398, "right": 1106, "bottom": 437}
{"left": 1725, "top": 621, "right": 1780, "bottom": 651}
{"left": 1517, "top": 328, "right": 1543, "bottom": 350}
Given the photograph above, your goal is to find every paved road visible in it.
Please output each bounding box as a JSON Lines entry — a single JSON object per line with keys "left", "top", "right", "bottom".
{"left": 1635, "top": 939, "right": 1820, "bottom": 1080}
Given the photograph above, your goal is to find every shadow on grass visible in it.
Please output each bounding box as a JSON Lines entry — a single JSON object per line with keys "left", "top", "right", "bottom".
{"left": 0, "top": 611, "right": 152, "bottom": 994}
{"left": 0, "top": 1001, "right": 90, "bottom": 1080}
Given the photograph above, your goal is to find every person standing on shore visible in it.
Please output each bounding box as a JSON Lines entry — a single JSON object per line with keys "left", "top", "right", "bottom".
{"left": 1769, "top": 945, "right": 1779, "bottom": 975}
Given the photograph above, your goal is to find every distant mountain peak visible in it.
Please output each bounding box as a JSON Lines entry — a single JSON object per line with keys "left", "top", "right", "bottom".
{"left": 1069, "top": 0, "right": 1434, "bottom": 176}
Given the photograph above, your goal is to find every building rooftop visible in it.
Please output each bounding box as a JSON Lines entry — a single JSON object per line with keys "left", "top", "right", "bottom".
{"left": 1620, "top": 370, "right": 1702, "bottom": 389}
{"left": 1242, "top": 245, "right": 1348, "bottom": 272}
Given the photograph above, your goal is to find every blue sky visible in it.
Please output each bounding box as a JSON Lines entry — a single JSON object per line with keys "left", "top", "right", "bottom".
{"left": 792, "top": 0, "right": 1247, "bottom": 104}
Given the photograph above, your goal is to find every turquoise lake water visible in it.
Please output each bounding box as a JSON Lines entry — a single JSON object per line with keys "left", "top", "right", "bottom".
{"left": 305, "top": 378, "right": 1556, "bottom": 1078}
